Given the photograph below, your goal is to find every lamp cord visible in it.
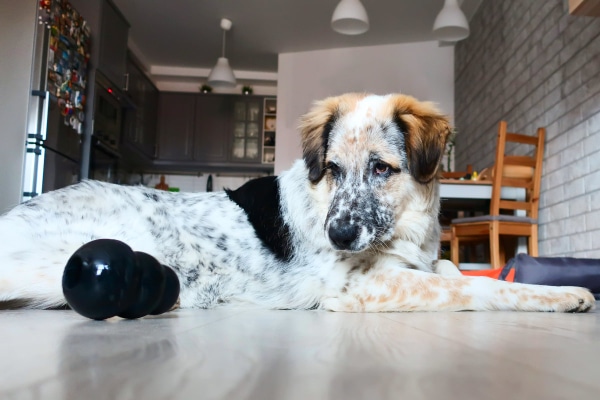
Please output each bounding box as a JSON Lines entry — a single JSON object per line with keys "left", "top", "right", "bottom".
{"left": 221, "top": 29, "right": 226, "bottom": 58}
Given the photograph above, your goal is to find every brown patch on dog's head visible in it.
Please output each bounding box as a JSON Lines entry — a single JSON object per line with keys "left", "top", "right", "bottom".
{"left": 388, "top": 95, "right": 451, "bottom": 183}
{"left": 299, "top": 93, "right": 450, "bottom": 184}
{"left": 299, "top": 93, "right": 366, "bottom": 183}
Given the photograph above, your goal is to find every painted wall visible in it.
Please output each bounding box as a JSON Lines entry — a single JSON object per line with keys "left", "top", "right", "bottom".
{"left": 0, "top": 0, "right": 37, "bottom": 214}
{"left": 454, "top": 0, "right": 600, "bottom": 257}
{"left": 274, "top": 41, "right": 455, "bottom": 173}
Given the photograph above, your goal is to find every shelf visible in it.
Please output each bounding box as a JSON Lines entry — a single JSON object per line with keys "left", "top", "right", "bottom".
{"left": 262, "top": 97, "right": 277, "bottom": 165}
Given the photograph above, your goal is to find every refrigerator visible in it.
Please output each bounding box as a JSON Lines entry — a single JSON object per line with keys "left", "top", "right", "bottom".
{"left": 22, "top": 0, "right": 91, "bottom": 200}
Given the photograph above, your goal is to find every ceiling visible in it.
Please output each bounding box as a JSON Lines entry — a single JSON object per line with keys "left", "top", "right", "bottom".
{"left": 112, "top": 0, "right": 482, "bottom": 85}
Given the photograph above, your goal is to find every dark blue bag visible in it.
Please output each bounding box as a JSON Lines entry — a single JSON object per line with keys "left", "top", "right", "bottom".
{"left": 499, "top": 254, "right": 600, "bottom": 299}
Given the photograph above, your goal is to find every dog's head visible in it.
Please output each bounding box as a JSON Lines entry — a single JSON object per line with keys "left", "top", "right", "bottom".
{"left": 299, "top": 93, "right": 450, "bottom": 252}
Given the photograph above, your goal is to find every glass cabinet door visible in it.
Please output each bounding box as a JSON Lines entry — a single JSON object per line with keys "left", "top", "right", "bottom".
{"left": 231, "top": 98, "right": 261, "bottom": 162}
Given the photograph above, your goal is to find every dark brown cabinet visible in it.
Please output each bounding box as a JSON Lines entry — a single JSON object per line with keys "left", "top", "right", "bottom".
{"left": 122, "top": 58, "right": 158, "bottom": 162}
{"left": 156, "top": 93, "right": 195, "bottom": 162}
{"left": 230, "top": 97, "right": 262, "bottom": 163}
{"left": 193, "top": 95, "right": 230, "bottom": 163}
{"left": 98, "top": 0, "right": 129, "bottom": 89}
{"left": 153, "top": 93, "right": 274, "bottom": 173}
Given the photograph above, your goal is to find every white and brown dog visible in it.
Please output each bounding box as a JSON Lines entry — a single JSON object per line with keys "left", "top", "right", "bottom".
{"left": 0, "top": 93, "right": 594, "bottom": 312}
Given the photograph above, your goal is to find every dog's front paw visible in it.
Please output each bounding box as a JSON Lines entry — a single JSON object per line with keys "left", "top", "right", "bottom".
{"left": 319, "top": 297, "right": 361, "bottom": 312}
{"left": 550, "top": 287, "right": 596, "bottom": 313}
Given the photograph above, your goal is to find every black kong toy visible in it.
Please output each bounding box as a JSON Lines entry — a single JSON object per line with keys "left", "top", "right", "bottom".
{"left": 62, "top": 239, "right": 180, "bottom": 320}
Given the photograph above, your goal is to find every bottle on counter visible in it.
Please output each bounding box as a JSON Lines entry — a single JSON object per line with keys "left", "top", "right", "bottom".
{"left": 206, "top": 174, "right": 213, "bottom": 192}
{"left": 155, "top": 175, "right": 169, "bottom": 191}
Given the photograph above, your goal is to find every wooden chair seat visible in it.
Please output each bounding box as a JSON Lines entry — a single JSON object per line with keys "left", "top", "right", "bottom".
{"left": 452, "top": 215, "right": 537, "bottom": 224}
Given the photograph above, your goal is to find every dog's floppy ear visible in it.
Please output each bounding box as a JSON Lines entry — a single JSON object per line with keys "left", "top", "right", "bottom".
{"left": 299, "top": 98, "right": 340, "bottom": 183}
{"left": 392, "top": 96, "right": 451, "bottom": 184}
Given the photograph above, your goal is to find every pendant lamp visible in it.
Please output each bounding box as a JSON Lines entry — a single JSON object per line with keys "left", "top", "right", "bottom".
{"left": 331, "top": 0, "right": 369, "bottom": 35}
{"left": 432, "top": 0, "right": 470, "bottom": 41}
{"left": 207, "top": 18, "right": 236, "bottom": 87}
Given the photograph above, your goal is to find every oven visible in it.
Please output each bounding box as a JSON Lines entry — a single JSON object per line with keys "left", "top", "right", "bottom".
{"left": 89, "top": 136, "right": 121, "bottom": 182}
{"left": 90, "top": 73, "right": 126, "bottom": 182}
{"left": 90, "top": 72, "right": 135, "bottom": 183}
{"left": 93, "top": 73, "right": 123, "bottom": 152}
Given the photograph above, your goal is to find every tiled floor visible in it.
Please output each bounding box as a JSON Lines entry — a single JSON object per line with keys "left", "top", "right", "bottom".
{"left": 1, "top": 304, "right": 599, "bottom": 399}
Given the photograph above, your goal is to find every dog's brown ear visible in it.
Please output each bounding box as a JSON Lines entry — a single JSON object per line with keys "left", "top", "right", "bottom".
{"left": 299, "top": 98, "right": 340, "bottom": 183}
{"left": 392, "top": 96, "right": 451, "bottom": 184}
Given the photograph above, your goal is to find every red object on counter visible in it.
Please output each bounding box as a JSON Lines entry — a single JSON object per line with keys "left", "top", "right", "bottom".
{"left": 155, "top": 175, "right": 169, "bottom": 191}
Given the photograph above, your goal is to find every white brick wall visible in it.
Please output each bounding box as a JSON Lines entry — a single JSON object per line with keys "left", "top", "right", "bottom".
{"left": 454, "top": 0, "right": 600, "bottom": 258}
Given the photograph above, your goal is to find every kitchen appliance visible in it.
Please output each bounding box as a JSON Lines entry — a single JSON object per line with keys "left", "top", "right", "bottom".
{"left": 22, "top": 0, "right": 91, "bottom": 200}
{"left": 89, "top": 72, "right": 124, "bottom": 182}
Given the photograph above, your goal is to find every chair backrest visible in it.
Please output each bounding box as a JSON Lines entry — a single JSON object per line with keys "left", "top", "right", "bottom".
{"left": 441, "top": 164, "right": 473, "bottom": 179}
{"left": 490, "top": 121, "right": 545, "bottom": 219}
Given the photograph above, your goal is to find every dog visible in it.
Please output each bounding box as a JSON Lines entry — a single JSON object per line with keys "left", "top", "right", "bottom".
{"left": 0, "top": 93, "right": 594, "bottom": 313}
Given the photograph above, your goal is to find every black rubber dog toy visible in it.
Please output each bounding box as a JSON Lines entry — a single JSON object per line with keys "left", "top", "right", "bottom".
{"left": 62, "top": 239, "right": 180, "bottom": 320}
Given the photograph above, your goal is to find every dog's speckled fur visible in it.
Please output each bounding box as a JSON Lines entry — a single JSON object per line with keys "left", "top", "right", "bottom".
{"left": 0, "top": 94, "right": 595, "bottom": 313}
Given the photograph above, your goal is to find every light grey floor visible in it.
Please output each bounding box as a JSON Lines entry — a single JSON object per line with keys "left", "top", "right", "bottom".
{"left": 1, "top": 304, "right": 599, "bottom": 400}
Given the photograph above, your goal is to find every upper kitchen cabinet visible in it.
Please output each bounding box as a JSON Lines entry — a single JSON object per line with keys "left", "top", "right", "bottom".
{"left": 194, "top": 94, "right": 230, "bottom": 163}
{"left": 156, "top": 92, "right": 195, "bottom": 162}
{"left": 98, "top": 0, "right": 129, "bottom": 89}
{"left": 154, "top": 93, "right": 274, "bottom": 173}
{"left": 231, "top": 97, "right": 262, "bottom": 163}
{"left": 121, "top": 56, "right": 158, "bottom": 162}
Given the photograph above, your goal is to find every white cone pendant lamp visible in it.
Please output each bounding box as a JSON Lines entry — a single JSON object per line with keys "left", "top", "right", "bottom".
{"left": 207, "top": 18, "right": 236, "bottom": 87}
{"left": 331, "top": 0, "right": 369, "bottom": 35}
{"left": 432, "top": 0, "right": 470, "bottom": 41}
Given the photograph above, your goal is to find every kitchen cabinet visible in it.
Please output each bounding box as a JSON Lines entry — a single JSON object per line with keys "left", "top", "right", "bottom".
{"left": 193, "top": 95, "right": 230, "bottom": 162}
{"left": 153, "top": 93, "right": 275, "bottom": 173}
{"left": 156, "top": 93, "right": 195, "bottom": 162}
{"left": 231, "top": 96, "right": 262, "bottom": 163}
{"left": 122, "top": 57, "right": 158, "bottom": 161}
{"left": 98, "top": 0, "right": 129, "bottom": 89}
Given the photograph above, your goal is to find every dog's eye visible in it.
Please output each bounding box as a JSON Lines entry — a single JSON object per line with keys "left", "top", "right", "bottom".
{"left": 373, "top": 162, "right": 391, "bottom": 176}
{"left": 327, "top": 162, "right": 342, "bottom": 178}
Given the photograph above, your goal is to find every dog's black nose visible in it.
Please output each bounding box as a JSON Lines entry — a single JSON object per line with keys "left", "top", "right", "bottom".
{"left": 328, "top": 223, "right": 359, "bottom": 250}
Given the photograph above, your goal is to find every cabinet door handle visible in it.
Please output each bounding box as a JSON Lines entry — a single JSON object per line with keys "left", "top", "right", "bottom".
{"left": 123, "top": 73, "right": 130, "bottom": 91}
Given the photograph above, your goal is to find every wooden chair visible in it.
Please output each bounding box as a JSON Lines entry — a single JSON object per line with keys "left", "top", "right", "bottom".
{"left": 450, "top": 121, "right": 545, "bottom": 269}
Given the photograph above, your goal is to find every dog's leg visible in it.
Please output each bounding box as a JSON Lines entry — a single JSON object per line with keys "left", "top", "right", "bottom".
{"left": 433, "top": 259, "right": 462, "bottom": 277}
{"left": 320, "top": 259, "right": 595, "bottom": 313}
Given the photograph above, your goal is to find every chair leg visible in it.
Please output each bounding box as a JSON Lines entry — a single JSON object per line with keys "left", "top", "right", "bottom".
{"left": 499, "top": 244, "right": 506, "bottom": 268}
{"left": 450, "top": 226, "right": 459, "bottom": 267}
{"left": 529, "top": 225, "right": 539, "bottom": 257}
{"left": 489, "top": 221, "right": 501, "bottom": 269}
